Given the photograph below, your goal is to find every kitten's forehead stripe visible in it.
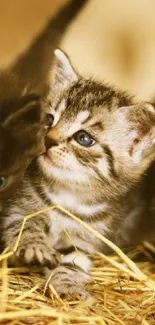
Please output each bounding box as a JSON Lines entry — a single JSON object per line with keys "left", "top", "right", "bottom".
{"left": 66, "top": 79, "right": 131, "bottom": 115}
{"left": 90, "top": 121, "right": 103, "bottom": 131}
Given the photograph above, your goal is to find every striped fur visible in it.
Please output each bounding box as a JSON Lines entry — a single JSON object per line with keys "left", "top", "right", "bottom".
{"left": 1, "top": 50, "right": 155, "bottom": 299}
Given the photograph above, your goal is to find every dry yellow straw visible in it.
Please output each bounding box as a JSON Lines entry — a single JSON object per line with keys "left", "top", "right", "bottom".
{"left": 0, "top": 258, "right": 8, "bottom": 313}
{"left": 0, "top": 205, "right": 155, "bottom": 291}
{"left": 12, "top": 284, "right": 39, "bottom": 303}
{"left": 118, "top": 300, "right": 150, "bottom": 325}
{"left": 0, "top": 308, "right": 104, "bottom": 322}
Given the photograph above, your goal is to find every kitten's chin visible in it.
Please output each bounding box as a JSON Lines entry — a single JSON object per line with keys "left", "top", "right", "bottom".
{"left": 41, "top": 152, "right": 66, "bottom": 170}
{"left": 38, "top": 155, "right": 90, "bottom": 184}
{"left": 38, "top": 153, "right": 57, "bottom": 170}
{"left": 38, "top": 152, "right": 66, "bottom": 175}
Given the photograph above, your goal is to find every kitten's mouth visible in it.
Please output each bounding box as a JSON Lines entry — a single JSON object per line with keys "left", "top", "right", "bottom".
{"left": 42, "top": 151, "right": 70, "bottom": 171}
{"left": 43, "top": 151, "right": 62, "bottom": 169}
{"left": 43, "top": 151, "right": 53, "bottom": 164}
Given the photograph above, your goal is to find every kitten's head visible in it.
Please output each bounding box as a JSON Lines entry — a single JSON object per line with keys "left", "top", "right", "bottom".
{"left": 39, "top": 50, "right": 155, "bottom": 200}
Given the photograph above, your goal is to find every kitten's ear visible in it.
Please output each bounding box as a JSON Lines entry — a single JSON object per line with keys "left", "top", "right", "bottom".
{"left": 53, "top": 49, "right": 78, "bottom": 90}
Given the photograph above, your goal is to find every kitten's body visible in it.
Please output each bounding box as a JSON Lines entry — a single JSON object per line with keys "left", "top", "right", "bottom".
{"left": 0, "top": 0, "right": 88, "bottom": 204}
{"left": 117, "top": 161, "right": 155, "bottom": 249}
{"left": 1, "top": 50, "right": 155, "bottom": 298}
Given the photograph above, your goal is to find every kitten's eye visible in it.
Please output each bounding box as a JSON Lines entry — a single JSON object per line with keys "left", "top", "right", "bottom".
{"left": 45, "top": 114, "right": 54, "bottom": 127}
{"left": 74, "top": 130, "right": 96, "bottom": 147}
{"left": 0, "top": 176, "right": 7, "bottom": 189}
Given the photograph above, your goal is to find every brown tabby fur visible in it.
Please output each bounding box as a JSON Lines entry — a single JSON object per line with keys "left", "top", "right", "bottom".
{"left": 1, "top": 50, "right": 155, "bottom": 299}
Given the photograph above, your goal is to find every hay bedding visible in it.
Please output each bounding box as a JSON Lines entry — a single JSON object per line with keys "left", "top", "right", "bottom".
{"left": 0, "top": 206, "right": 155, "bottom": 325}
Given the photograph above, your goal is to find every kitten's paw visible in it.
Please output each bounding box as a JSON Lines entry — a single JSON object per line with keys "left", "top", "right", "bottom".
{"left": 46, "top": 265, "right": 91, "bottom": 300}
{"left": 16, "top": 241, "right": 60, "bottom": 268}
{"left": 53, "top": 283, "right": 90, "bottom": 300}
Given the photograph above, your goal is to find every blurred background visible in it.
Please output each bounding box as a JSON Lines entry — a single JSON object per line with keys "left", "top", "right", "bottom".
{"left": 1, "top": 0, "right": 155, "bottom": 101}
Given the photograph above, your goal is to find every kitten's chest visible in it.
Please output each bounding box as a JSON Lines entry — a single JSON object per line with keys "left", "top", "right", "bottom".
{"left": 46, "top": 189, "right": 80, "bottom": 211}
{"left": 47, "top": 209, "right": 86, "bottom": 247}
{"left": 43, "top": 187, "right": 108, "bottom": 217}
{"left": 45, "top": 189, "right": 110, "bottom": 249}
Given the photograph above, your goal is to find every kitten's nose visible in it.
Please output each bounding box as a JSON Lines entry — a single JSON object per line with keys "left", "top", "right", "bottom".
{"left": 44, "top": 136, "right": 58, "bottom": 150}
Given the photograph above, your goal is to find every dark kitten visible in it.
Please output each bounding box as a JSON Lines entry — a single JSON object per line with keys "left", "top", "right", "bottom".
{"left": 2, "top": 50, "right": 155, "bottom": 299}
{"left": 0, "top": 0, "right": 88, "bottom": 205}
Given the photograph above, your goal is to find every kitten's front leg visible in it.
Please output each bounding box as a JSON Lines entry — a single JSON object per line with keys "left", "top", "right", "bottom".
{"left": 3, "top": 215, "right": 60, "bottom": 268}
{"left": 45, "top": 250, "right": 92, "bottom": 299}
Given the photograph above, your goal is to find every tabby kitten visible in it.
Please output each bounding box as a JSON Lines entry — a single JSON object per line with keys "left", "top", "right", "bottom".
{"left": 1, "top": 50, "right": 155, "bottom": 299}
{"left": 0, "top": 0, "right": 88, "bottom": 205}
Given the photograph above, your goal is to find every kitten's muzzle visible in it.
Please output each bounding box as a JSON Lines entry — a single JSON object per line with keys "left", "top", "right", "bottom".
{"left": 44, "top": 136, "right": 58, "bottom": 150}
